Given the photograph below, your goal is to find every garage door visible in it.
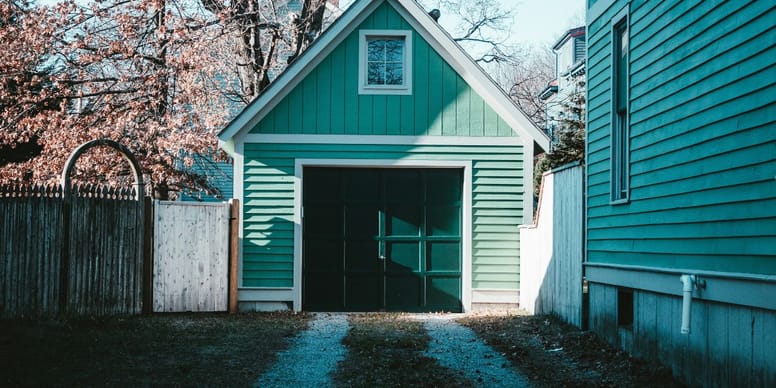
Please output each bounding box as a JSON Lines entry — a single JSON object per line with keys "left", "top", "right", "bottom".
{"left": 303, "top": 167, "right": 462, "bottom": 312}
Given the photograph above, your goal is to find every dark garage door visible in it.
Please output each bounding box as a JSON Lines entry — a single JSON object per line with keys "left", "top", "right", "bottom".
{"left": 303, "top": 167, "right": 462, "bottom": 312}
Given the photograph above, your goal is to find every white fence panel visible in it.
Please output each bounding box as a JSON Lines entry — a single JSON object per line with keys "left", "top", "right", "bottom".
{"left": 520, "top": 163, "right": 584, "bottom": 327}
{"left": 153, "top": 201, "right": 229, "bottom": 312}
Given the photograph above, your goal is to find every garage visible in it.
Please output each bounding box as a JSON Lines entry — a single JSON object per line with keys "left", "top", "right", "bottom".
{"left": 302, "top": 167, "right": 462, "bottom": 312}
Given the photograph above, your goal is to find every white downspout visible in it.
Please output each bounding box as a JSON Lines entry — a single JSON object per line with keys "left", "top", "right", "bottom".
{"left": 680, "top": 274, "right": 695, "bottom": 334}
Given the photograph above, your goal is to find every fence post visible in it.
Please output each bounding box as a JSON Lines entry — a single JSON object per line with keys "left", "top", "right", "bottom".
{"left": 228, "top": 199, "right": 240, "bottom": 313}
{"left": 142, "top": 197, "right": 154, "bottom": 314}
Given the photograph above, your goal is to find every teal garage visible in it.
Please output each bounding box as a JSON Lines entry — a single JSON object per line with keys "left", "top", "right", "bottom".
{"left": 219, "top": 0, "right": 549, "bottom": 312}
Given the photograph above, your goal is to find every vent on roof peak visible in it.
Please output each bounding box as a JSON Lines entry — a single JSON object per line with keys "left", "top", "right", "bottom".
{"left": 429, "top": 8, "right": 441, "bottom": 22}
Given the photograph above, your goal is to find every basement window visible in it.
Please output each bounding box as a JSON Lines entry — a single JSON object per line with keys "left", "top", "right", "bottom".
{"left": 617, "top": 288, "right": 634, "bottom": 327}
{"left": 358, "top": 30, "right": 413, "bottom": 95}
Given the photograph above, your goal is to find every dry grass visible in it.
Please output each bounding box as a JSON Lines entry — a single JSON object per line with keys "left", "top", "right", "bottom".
{"left": 460, "top": 313, "right": 684, "bottom": 387}
{"left": 333, "top": 313, "right": 474, "bottom": 387}
{"left": 0, "top": 312, "right": 310, "bottom": 386}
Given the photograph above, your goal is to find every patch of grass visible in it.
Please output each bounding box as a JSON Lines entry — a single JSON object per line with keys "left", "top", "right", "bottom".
{"left": 460, "top": 313, "right": 683, "bottom": 387}
{"left": 333, "top": 313, "right": 473, "bottom": 387}
{"left": 0, "top": 312, "right": 310, "bottom": 386}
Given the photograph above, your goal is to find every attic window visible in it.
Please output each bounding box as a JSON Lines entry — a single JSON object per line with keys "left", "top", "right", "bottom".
{"left": 358, "top": 30, "right": 413, "bottom": 95}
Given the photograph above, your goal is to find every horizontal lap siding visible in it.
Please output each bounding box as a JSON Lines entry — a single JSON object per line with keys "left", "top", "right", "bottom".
{"left": 586, "top": 0, "right": 776, "bottom": 273}
{"left": 250, "top": 2, "right": 515, "bottom": 138}
{"left": 243, "top": 143, "right": 524, "bottom": 290}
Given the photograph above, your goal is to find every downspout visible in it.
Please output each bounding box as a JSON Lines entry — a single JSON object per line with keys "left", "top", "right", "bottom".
{"left": 679, "top": 274, "right": 706, "bottom": 334}
{"left": 679, "top": 274, "right": 695, "bottom": 334}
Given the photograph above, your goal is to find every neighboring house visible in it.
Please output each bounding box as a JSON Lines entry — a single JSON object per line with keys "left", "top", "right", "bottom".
{"left": 179, "top": 154, "right": 234, "bottom": 202}
{"left": 539, "top": 26, "right": 586, "bottom": 145}
{"left": 219, "top": 0, "right": 549, "bottom": 313}
{"left": 585, "top": 0, "right": 775, "bottom": 386}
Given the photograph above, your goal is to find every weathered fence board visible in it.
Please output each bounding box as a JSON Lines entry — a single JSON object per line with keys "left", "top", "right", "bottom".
{"left": 0, "top": 184, "right": 146, "bottom": 318}
{"left": 0, "top": 193, "right": 63, "bottom": 317}
{"left": 152, "top": 201, "right": 229, "bottom": 312}
{"left": 520, "top": 164, "right": 584, "bottom": 327}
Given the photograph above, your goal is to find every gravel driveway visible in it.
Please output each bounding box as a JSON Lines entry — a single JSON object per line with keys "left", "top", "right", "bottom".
{"left": 256, "top": 313, "right": 531, "bottom": 387}
{"left": 419, "top": 314, "right": 532, "bottom": 387}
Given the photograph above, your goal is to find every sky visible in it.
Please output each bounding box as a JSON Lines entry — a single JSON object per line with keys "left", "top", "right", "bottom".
{"left": 341, "top": 0, "right": 586, "bottom": 49}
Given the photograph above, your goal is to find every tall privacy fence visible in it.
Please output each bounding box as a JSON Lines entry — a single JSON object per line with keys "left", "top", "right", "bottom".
{"left": 520, "top": 163, "right": 585, "bottom": 327}
{"left": 0, "top": 183, "right": 239, "bottom": 318}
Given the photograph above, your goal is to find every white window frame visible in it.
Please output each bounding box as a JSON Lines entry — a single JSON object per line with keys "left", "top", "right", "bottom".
{"left": 610, "top": 7, "right": 630, "bottom": 205}
{"left": 358, "top": 29, "right": 413, "bottom": 95}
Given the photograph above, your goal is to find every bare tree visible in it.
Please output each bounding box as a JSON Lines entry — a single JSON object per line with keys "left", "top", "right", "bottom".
{"left": 418, "top": 0, "right": 519, "bottom": 65}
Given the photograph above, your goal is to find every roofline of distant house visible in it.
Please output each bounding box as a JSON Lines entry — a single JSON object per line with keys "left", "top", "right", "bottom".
{"left": 552, "top": 26, "right": 585, "bottom": 51}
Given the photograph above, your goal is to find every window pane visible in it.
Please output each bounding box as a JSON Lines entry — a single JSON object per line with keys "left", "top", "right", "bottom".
{"left": 367, "top": 40, "right": 385, "bottom": 61}
{"left": 385, "top": 39, "right": 404, "bottom": 62}
{"left": 385, "top": 63, "right": 403, "bottom": 85}
{"left": 367, "top": 62, "right": 385, "bottom": 85}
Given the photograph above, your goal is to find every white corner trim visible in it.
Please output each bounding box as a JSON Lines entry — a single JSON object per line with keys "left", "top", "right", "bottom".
{"left": 293, "top": 158, "right": 474, "bottom": 312}
{"left": 243, "top": 133, "right": 523, "bottom": 146}
{"left": 358, "top": 29, "right": 413, "bottom": 95}
{"left": 522, "top": 140, "right": 535, "bottom": 224}
{"left": 471, "top": 289, "right": 520, "bottom": 304}
{"left": 234, "top": 137, "right": 245, "bottom": 288}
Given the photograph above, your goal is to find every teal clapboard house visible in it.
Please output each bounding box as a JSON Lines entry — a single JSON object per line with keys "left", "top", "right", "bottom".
{"left": 218, "top": 0, "right": 549, "bottom": 312}
{"left": 585, "top": 0, "right": 775, "bottom": 385}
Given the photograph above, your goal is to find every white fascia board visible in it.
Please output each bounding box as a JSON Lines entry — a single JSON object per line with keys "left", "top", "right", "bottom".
{"left": 218, "top": 0, "right": 379, "bottom": 141}
{"left": 390, "top": 0, "right": 550, "bottom": 152}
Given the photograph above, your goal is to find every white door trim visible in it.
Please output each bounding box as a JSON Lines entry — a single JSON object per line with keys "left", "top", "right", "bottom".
{"left": 293, "top": 158, "right": 474, "bottom": 312}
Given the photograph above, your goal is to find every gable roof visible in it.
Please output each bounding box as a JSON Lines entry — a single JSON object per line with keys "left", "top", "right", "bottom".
{"left": 218, "top": 0, "right": 550, "bottom": 152}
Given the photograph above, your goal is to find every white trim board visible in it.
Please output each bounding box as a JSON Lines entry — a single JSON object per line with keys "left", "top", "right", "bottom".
{"left": 585, "top": 263, "right": 776, "bottom": 311}
{"left": 243, "top": 134, "right": 524, "bottom": 146}
{"left": 293, "top": 158, "right": 474, "bottom": 312}
{"left": 238, "top": 288, "right": 295, "bottom": 302}
{"left": 471, "top": 289, "right": 519, "bottom": 304}
{"left": 218, "top": 0, "right": 549, "bottom": 152}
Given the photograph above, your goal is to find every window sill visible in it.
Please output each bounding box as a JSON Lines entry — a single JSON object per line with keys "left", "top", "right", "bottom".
{"left": 609, "top": 198, "right": 630, "bottom": 206}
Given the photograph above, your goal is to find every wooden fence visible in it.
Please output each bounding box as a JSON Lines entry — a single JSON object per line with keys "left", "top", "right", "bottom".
{"left": 0, "top": 184, "right": 239, "bottom": 318}
{"left": 0, "top": 184, "right": 147, "bottom": 317}
{"left": 519, "top": 163, "right": 584, "bottom": 327}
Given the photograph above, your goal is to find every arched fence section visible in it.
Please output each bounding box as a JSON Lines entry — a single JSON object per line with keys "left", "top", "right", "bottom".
{"left": 1, "top": 140, "right": 239, "bottom": 318}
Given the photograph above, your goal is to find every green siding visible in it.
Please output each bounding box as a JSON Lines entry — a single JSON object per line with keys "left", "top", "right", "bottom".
{"left": 250, "top": 2, "right": 516, "bottom": 137}
{"left": 586, "top": 0, "right": 776, "bottom": 274}
{"left": 242, "top": 143, "right": 524, "bottom": 290}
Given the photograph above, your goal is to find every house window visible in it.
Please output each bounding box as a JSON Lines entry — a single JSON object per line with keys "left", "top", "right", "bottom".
{"left": 611, "top": 12, "right": 629, "bottom": 203}
{"left": 359, "top": 30, "right": 412, "bottom": 95}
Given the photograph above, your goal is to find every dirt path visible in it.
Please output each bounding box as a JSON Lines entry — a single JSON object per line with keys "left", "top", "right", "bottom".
{"left": 255, "top": 313, "right": 349, "bottom": 388}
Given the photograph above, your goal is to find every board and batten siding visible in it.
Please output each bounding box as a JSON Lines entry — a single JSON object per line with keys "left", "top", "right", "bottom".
{"left": 242, "top": 142, "right": 524, "bottom": 291}
{"left": 586, "top": 0, "right": 776, "bottom": 273}
{"left": 249, "top": 2, "right": 515, "bottom": 138}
